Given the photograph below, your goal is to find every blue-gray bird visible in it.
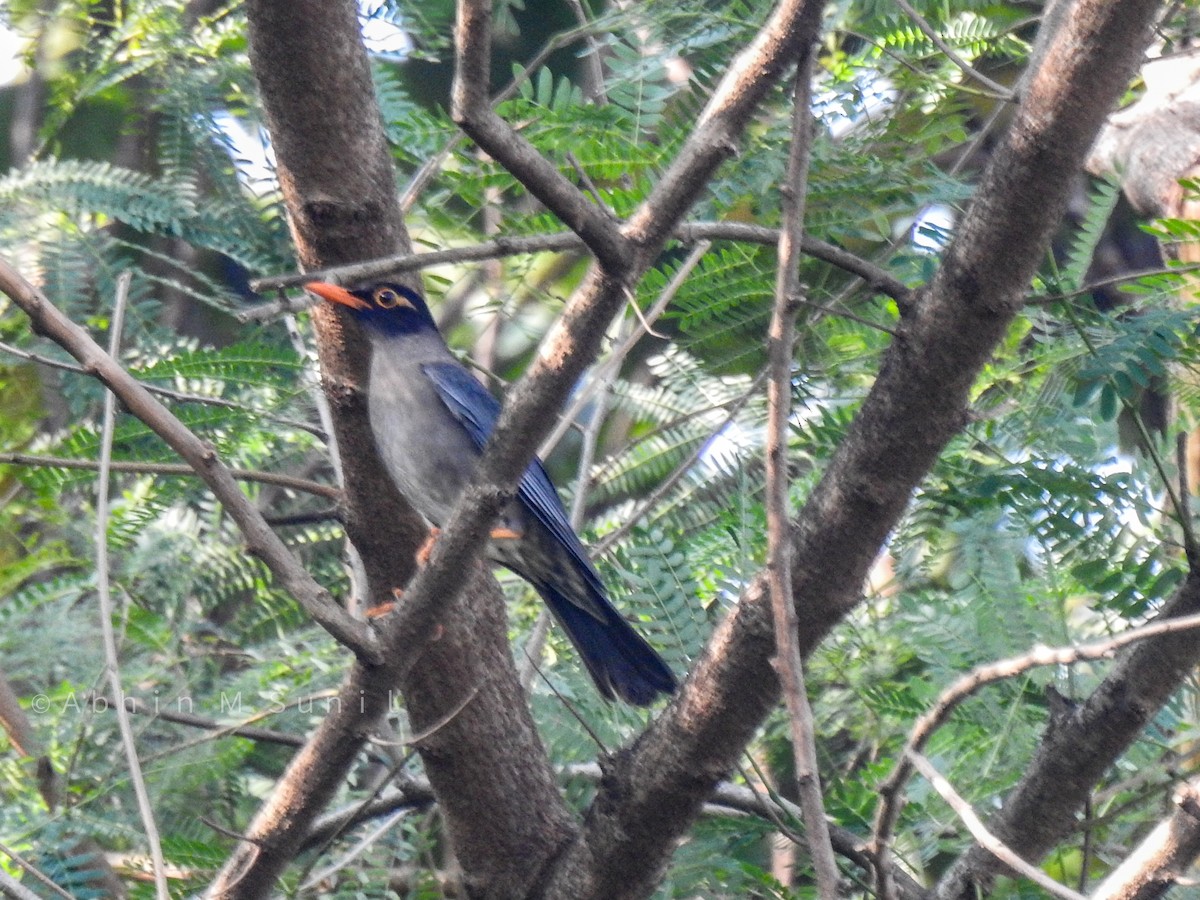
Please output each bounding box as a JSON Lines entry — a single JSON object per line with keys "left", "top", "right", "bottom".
{"left": 307, "top": 280, "right": 676, "bottom": 705}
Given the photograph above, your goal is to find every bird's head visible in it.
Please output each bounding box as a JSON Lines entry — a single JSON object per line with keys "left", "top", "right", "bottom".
{"left": 305, "top": 281, "right": 438, "bottom": 336}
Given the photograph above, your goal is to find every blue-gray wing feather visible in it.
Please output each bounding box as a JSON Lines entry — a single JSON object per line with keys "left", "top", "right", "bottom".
{"left": 420, "top": 362, "right": 607, "bottom": 602}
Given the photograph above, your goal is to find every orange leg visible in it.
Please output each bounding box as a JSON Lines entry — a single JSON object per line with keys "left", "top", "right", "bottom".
{"left": 416, "top": 527, "right": 442, "bottom": 566}
{"left": 366, "top": 588, "right": 443, "bottom": 640}
{"left": 371, "top": 524, "right": 522, "bottom": 620}
{"left": 365, "top": 587, "right": 404, "bottom": 619}
{"left": 417, "top": 525, "right": 521, "bottom": 566}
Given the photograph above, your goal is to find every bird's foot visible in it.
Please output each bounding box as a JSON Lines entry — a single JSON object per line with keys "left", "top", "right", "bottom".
{"left": 416, "top": 528, "right": 441, "bottom": 566}
{"left": 415, "top": 526, "right": 522, "bottom": 567}
{"left": 364, "top": 587, "right": 404, "bottom": 619}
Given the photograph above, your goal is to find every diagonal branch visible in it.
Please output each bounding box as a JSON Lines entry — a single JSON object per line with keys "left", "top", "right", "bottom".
{"left": 0, "top": 259, "right": 380, "bottom": 661}
{"left": 908, "top": 752, "right": 1088, "bottom": 900}
{"left": 536, "top": 0, "right": 1161, "bottom": 896}
{"left": 450, "top": 0, "right": 629, "bottom": 270}
{"left": 935, "top": 570, "right": 1200, "bottom": 899}
{"left": 876, "top": 605, "right": 1200, "bottom": 869}
{"left": 892, "top": 0, "right": 1014, "bottom": 99}
{"left": 1092, "top": 776, "right": 1200, "bottom": 900}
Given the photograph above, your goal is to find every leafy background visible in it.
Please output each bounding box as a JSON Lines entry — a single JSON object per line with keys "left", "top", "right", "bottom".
{"left": 0, "top": 0, "right": 1196, "bottom": 896}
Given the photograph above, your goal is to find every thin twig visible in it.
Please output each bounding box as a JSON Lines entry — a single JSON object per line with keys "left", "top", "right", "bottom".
{"left": 0, "top": 339, "right": 324, "bottom": 438}
{"left": 908, "top": 752, "right": 1087, "bottom": 900}
{"left": 1060, "top": 303, "right": 1199, "bottom": 562}
{"left": 871, "top": 609, "right": 1200, "bottom": 881}
{"left": 0, "top": 258, "right": 381, "bottom": 661}
{"left": 0, "top": 841, "right": 73, "bottom": 900}
{"left": 283, "top": 312, "right": 369, "bottom": 612}
{"left": 890, "top": 0, "right": 1014, "bottom": 99}
{"left": 298, "top": 809, "right": 408, "bottom": 892}
{"left": 767, "top": 58, "right": 839, "bottom": 899}
{"left": 245, "top": 223, "right": 910, "bottom": 308}
{"left": 1179, "top": 431, "right": 1195, "bottom": 568}
{"left": 1027, "top": 261, "right": 1200, "bottom": 305}
{"left": 539, "top": 240, "right": 712, "bottom": 458}
{"left": 95, "top": 272, "right": 169, "bottom": 900}
{"left": 0, "top": 453, "right": 340, "bottom": 499}
{"left": 121, "top": 697, "right": 305, "bottom": 748}
{"left": 519, "top": 348, "right": 615, "bottom": 692}
{"left": 594, "top": 369, "right": 768, "bottom": 556}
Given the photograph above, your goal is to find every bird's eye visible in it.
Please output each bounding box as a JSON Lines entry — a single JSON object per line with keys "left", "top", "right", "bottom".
{"left": 374, "top": 288, "right": 401, "bottom": 308}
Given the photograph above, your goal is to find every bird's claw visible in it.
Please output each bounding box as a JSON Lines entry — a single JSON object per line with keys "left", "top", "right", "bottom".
{"left": 416, "top": 528, "right": 441, "bottom": 566}
{"left": 365, "top": 587, "right": 405, "bottom": 619}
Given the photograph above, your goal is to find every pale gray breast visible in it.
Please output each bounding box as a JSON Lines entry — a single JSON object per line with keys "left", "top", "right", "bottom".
{"left": 366, "top": 338, "right": 481, "bottom": 525}
{"left": 365, "top": 333, "right": 545, "bottom": 575}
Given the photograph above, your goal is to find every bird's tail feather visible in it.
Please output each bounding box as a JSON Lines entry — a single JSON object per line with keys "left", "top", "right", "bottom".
{"left": 541, "top": 584, "right": 677, "bottom": 706}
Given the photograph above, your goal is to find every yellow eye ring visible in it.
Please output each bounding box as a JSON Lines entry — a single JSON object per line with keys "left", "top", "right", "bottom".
{"left": 374, "top": 288, "right": 401, "bottom": 308}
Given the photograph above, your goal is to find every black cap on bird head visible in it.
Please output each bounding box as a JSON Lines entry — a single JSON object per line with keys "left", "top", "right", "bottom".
{"left": 305, "top": 281, "right": 438, "bottom": 335}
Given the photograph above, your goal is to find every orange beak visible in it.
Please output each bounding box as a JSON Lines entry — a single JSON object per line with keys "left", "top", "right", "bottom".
{"left": 305, "top": 281, "right": 371, "bottom": 311}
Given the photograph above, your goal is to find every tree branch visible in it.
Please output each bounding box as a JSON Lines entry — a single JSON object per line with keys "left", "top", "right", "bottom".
{"left": 94, "top": 272, "right": 169, "bottom": 900}
{"left": 875, "top": 605, "right": 1200, "bottom": 877}
{"left": 450, "top": 0, "right": 630, "bottom": 270}
{"left": 210, "top": 2, "right": 576, "bottom": 895}
{"left": 244, "top": 222, "right": 911, "bottom": 311}
{"left": 0, "top": 453, "right": 340, "bottom": 500}
{"left": 892, "top": 0, "right": 1014, "bottom": 99}
{"left": 0, "top": 339, "right": 324, "bottom": 438}
{"left": 1091, "top": 777, "right": 1200, "bottom": 900}
{"left": 0, "top": 259, "right": 379, "bottom": 662}
{"left": 767, "top": 53, "right": 839, "bottom": 899}
{"left": 908, "top": 752, "right": 1088, "bottom": 900}
{"left": 538, "top": 0, "right": 1160, "bottom": 896}
{"left": 935, "top": 570, "right": 1200, "bottom": 899}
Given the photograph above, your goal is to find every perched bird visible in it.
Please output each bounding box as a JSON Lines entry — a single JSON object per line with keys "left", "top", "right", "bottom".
{"left": 306, "top": 280, "right": 677, "bottom": 705}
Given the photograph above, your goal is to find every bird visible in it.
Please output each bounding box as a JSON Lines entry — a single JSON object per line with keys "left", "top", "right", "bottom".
{"left": 306, "top": 279, "right": 677, "bottom": 706}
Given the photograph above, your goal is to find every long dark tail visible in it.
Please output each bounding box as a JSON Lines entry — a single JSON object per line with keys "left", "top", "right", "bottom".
{"left": 539, "top": 583, "right": 677, "bottom": 706}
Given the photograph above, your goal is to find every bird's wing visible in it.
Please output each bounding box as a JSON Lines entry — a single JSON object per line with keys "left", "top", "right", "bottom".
{"left": 420, "top": 361, "right": 502, "bottom": 447}
{"left": 421, "top": 361, "right": 608, "bottom": 606}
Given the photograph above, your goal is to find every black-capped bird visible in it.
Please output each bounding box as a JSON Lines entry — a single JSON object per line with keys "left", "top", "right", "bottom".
{"left": 306, "top": 280, "right": 677, "bottom": 705}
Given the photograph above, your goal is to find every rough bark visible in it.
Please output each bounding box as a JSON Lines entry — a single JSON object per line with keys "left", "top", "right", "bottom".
{"left": 208, "top": 2, "right": 573, "bottom": 897}
{"left": 936, "top": 571, "right": 1200, "bottom": 899}
{"left": 541, "top": 0, "right": 1162, "bottom": 896}
{"left": 1092, "top": 776, "right": 1200, "bottom": 900}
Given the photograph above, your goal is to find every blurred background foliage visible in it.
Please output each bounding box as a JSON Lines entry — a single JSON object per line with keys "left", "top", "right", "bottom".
{"left": 0, "top": 0, "right": 1197, "bottom": 896}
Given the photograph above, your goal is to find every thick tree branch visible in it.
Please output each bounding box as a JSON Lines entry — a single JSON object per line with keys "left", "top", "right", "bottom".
{"left": 936, "top": 570, "right": 1200, "bottom": 899}
{"left": 1091, "top": 777, "right": 1200, "bottom": 900}
{"left": 536, "top": 0, "right": 1160, "bottom": 897}
{"left": 210, "top": 2, "right": 575, "bottom": 897}
{"left": 875, "top": 605, "right": 1200, "bottom": 870}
